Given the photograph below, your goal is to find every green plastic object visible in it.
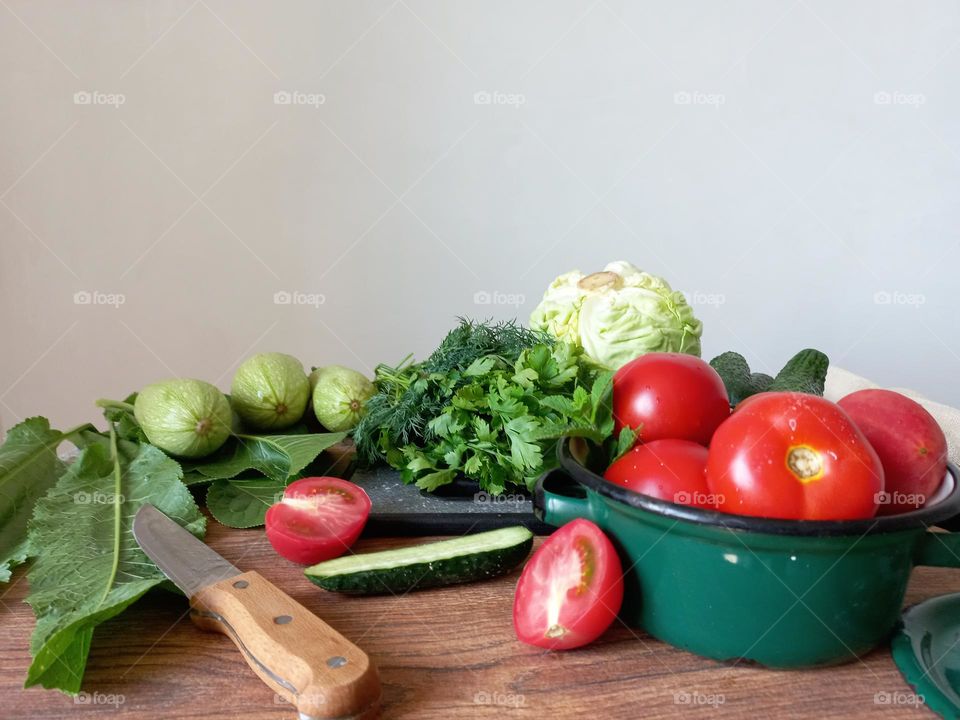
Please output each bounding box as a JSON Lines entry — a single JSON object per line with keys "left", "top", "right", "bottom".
{"left": 533, "top": 437, "right": 960, "bottom": 668}
{"left": 893, "top": 594, "right": 960, "bottom": 719}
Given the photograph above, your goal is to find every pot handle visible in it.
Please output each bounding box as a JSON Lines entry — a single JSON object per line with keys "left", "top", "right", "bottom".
{"left": 533, "top": 467, "right": 592, "bottom": 528}
{"left": 915, "top": 530, "right": 960, "bottom": 568}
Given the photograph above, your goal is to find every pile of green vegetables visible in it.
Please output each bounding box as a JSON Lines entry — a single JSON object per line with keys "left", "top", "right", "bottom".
{"left": 0, "top": 257, "right": 832, "bottom": 698}
{"left": 354, "top": 320, "right": 636, "bottom": 494}
{"left": 0, "top": 352, "right": 368, "bottom": 693}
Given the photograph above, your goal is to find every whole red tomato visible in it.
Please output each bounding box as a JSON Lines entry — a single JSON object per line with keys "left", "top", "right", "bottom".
{"left": 604, "top": 439, "right": 716, "bottom": 508}
{"left": 613, "top": 353, "right": 729, "bottom": 446}
{"left": 706, "top": 392, "right": 883, "bottom": 520}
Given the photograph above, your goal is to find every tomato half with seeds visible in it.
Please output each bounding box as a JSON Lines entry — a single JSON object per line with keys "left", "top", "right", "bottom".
{"left": 513, "top": 519, "right": 623, "bottom": 650}
{"left": 265, "top": 477, "right": 371, "bottom": 564}
{"left": 706, "top": 392, "right": 884, "bottom": 520}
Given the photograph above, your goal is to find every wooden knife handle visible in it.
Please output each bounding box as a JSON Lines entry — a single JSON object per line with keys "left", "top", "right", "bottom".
{"left": 190, "top": 571, "right": 380, "bottom": 719}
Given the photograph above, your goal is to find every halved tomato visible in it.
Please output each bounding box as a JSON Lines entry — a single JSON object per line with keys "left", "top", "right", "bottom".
{"left": 513, "top": 519, "right": 623, "bottom": 650}
{"left": 265, "top": 477, "right": 371, "bottom": 564}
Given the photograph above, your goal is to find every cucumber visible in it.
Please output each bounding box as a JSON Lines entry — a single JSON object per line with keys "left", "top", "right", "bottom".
{"left": 768, "top": 349, "right": 829, "bottom": 396}
{"left": 304, "top": 526, "right": 534, "bottom": 595}
{"left": 710, "top": 349, "right": 829, "bottom": 406}
{"left": 709, "top": 351, "right": 774, "bottom": 406}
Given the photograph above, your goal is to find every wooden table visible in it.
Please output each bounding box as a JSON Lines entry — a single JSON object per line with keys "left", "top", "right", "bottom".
{"left": 1, "top": 520, "right": 953, "bottom": 720}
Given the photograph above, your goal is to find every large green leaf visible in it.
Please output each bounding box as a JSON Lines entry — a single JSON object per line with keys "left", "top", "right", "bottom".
{"left": 183, "top": 432, "right": 346, "bottom": 483}
{"left": 24, "top": 436, "right": 204, "bottom": 693}
{"left": 0, "top": 418, "right": 93, "bottom": 582}
{"left": 206, "top": 476, "right": 285, "bottom": 528}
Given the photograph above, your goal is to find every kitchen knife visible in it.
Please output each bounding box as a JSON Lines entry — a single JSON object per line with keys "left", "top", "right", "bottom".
{"left": 133, "top": 504, "right": 381, "bottom": 719}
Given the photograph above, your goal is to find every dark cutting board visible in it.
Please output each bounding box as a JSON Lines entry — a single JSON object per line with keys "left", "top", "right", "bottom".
{"left": 351, "top": 464, "right": 553, "bottom": 536}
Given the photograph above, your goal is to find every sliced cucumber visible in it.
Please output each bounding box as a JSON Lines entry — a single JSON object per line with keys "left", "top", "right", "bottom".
{"left": 304, "top": 526, "right": 534, "bottom": 595}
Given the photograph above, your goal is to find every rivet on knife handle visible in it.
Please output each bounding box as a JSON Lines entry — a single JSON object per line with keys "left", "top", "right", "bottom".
{"left": 190, "top": 571, "right": 381, "bottom": 719}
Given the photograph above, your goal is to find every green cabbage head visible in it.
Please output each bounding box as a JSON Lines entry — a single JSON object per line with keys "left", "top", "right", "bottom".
{"left": 529, "top": 260, "right": 702, "bottom": 370}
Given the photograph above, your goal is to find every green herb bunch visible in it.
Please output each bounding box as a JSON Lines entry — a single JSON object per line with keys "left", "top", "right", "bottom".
{"left": 354, "top": 319, "right": 634, "bottom": 494}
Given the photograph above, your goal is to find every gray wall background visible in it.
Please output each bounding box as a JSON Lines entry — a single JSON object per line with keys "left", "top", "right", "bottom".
{"left": 2, "top": 0, "right": 959, "bottom": 433}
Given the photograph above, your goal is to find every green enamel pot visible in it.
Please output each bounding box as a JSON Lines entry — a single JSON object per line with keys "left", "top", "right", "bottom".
{"left": 533, "top": 437, "right": 960, "bottom": 668}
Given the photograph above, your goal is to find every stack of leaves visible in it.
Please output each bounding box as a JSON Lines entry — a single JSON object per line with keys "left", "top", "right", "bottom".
{"left": 25, "top": 430, "right": 205, "bottom": 692}
{"left": 0, "top": 421, "right": 205, "bottom": 692}
{"left": 0, "top": 407, "right": 345, "bottom": 694}
{"left": 354, "top": 319, "right": 634, "bottom": 494}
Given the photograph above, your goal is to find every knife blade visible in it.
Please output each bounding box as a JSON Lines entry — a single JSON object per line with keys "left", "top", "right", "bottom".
{"left": 133, "top": 504, "right": 241, "bottom": 596}
{"left": 133, "top": 504, "right": 381, "bottom": 720}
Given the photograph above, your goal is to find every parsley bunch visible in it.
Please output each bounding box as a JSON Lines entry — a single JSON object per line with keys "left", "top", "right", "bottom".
{"left": 355, "top": 320, "right": 632, "bottom": 494}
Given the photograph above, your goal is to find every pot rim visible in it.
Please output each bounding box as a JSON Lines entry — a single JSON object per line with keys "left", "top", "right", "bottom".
{"left": 558, "top": 436, "right": 960, "bottom": 537}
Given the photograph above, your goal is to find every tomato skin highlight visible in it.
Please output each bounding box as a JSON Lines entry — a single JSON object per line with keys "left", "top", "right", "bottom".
{"left": 513, "top": 519, "right": 623, "bottom": 650}
{"left": 604, "top": 439, "right": 716, "bottom": 508}
{"left": 838, "top": 389, "right": 948, "bottom": 515}
{"left": 706, "top": 392, "right": 884, "bottom": 520}
{"left": 265, "top": 476, "right": 371, "bottom": 564}
{"left": 612, "top": 353, "right": 730, "bottom": 446}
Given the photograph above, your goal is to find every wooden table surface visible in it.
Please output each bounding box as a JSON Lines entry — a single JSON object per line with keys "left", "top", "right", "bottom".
{"left": 1, "top": 519, "right": 953, "bottom": 720}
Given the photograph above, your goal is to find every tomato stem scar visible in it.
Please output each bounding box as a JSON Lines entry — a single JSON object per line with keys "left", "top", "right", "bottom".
{"left": 787, "top": 445, "right": 824, "bottom": 484}
{"left": 545, "top": 624, "right": 568, "bottom": 639}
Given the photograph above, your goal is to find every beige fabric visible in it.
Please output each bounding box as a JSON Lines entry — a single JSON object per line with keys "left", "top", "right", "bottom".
{"left": 825, "top": 366, "right": 960, "bottom": 467}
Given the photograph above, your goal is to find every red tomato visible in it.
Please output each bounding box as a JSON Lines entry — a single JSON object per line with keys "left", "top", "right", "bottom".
{"left": 706, "top": 392, "right": 883, "bottom": 520}
{"left": 613, "top": 353, "right": 729, "bottom": 446}
{"left": 513, "top": 519, "right": 623, "bottom": 650}
{"left": 604, "top": 439, "right": 717, "bottom": 508}
{"left": 265, "top": 477, "right": 371, "bottom": 564}
{"left": 838, "top": 389, "right": 948, "bottom": 515}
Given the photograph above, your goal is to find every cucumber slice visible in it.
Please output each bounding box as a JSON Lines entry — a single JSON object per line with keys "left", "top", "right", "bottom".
{"left": 304, "top": 526, "right": 534, "bottom": 595}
